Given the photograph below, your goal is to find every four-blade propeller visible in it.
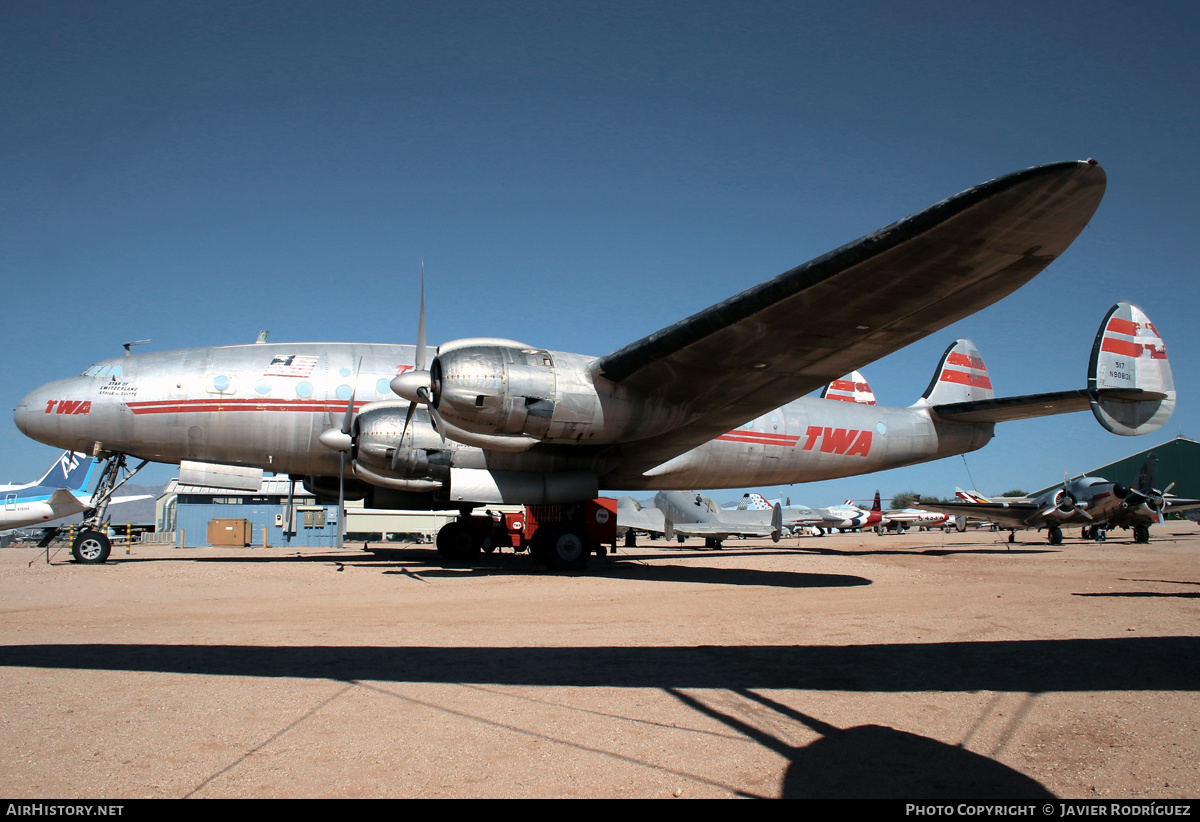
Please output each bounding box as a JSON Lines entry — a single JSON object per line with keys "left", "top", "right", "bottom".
{"left": 390, "top": 267, "right": 448, "bottom": 468}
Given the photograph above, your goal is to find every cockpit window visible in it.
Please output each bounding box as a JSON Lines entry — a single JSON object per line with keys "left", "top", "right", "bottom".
{"left": 82, "top": 364, "right": 123, "bottom": 378}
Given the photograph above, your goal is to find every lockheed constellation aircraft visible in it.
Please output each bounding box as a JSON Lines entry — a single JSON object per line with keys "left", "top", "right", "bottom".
{"left": 13, "top": 160, "right": 1174, "bottom": 568}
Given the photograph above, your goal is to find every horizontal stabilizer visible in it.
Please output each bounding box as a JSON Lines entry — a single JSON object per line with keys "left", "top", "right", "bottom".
{"left": 932, "top": 389, "right": 1091, "bottom": 424}
{"left": 46, "top": 488, "right": 82, "bottom": 507}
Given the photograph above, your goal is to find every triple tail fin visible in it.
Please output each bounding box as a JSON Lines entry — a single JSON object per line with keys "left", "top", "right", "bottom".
{"left": 1088, "top": 303, "right": 1175, "bottom": 435}
{"left": 821, "top": 370, "right": 877, "bottom": 405}
{"left": 918, "top": 340, "right": 993, "bottom": 406}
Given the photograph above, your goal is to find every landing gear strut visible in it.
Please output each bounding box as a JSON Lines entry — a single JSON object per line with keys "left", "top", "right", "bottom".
{"left": 72, "top": 452, "right": 149, "bottom": 565}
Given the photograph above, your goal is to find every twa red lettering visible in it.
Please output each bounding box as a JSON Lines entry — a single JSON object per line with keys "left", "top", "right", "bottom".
{"left": 43, "top": 400, "right": 91, "bottom": 415}
{"left": 820, "top": 427, "right": 858, "bottom": 453}
{"left": 803, "top": 426, "right": 873, "bottom": 457}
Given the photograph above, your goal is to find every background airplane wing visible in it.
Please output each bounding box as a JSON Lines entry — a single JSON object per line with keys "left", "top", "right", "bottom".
{"left": 671, "top": 522, "right": 776, "bottom": 538}
{"left": 911, "top": 500, "right": 1043, "bottom": 529}
{"left": 590, "top": 160, "right": 1106, "bottom": 474}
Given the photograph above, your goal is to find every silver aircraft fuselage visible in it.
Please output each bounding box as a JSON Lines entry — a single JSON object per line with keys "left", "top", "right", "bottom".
{"left": 13, "top": 340, "right": 991, "bottom": 501}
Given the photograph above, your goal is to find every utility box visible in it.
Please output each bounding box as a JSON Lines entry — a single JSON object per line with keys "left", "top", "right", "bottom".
{"left": 207, "top": 518, "right": 251, "bottom": 547}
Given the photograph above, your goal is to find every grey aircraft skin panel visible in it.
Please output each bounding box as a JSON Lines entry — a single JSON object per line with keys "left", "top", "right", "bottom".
{"left": 12, "top": 161, "right": 1172, "bottom": 514}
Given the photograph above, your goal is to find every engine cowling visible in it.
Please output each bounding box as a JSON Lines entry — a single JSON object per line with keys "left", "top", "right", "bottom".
{"left": 1052, "top": 489, "right": 1077, "bottom": 515}
{"left": 430, "top": 341, "right": 613, "bottom": 443}
{"left": 353, "top": 402, "right": 450, "bottom": 483}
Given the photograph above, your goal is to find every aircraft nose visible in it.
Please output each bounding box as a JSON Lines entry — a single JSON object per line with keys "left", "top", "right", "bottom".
{"left": 13, "top": 392, "right": 31, "bottom": 435}
{"left": 13, "top": 378, "right": 82, "bottom": 448}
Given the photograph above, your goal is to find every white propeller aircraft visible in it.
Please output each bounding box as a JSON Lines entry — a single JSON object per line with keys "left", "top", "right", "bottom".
{"left": 13, "top": 160, "right": 1175, "bottom": 569}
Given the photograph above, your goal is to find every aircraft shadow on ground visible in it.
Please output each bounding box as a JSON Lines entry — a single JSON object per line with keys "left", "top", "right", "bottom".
{"left": 671, "top": 688, "right": 1054, "bottom": 799}
{"left": 9, "top": 636, "right": 1193, "bottom": 799}
{"left": 379, "top": 559, "right": 873, "bottom": 589}
{"left": 3, "top": 636, "right": 1197, "bottom": 693}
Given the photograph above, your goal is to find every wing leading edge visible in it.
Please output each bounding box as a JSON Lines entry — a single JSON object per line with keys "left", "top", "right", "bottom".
{"left": 591, "top": 160, "right": 1107, "bottom": 474}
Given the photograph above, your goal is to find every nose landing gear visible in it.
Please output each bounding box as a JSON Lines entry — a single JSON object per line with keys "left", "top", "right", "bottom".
{"left": 71, "top": 452, "right": 149, "bottom": 565}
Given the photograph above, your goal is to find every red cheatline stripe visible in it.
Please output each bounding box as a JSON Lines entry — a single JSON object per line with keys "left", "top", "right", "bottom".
{"left": 126, "top": 399, "right": 365, "bottom": 415}
{"left": 939, "top": 369, "right": 993, "bottom": 388}
{"left": 829, "top": 380, "right": 856, "bottom": 390}
{"left": 1104, "top": 336, "right": 1169, "bottom": 360}
{"left": 1101, "top": 337, "right": 1143, "bottom": 358}
{"left": 717, "top": 431, "right": 800, "bottom": 447}
{"left": 1106, "top": 317, "right": 1140, "bottom": 336}
{"left": 945, "top": 352, "right": 986, "bottom": 369}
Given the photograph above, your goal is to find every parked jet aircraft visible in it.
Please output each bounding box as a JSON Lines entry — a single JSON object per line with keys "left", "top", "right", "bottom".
{"left": 879, "top": 507, "right": 951, "bottom": 532}
{"left": 820, "top": 492, "right": 887, "bottom": 533}
{"left": 0, "top": 451, "right": 97, "bottom": 531}
{"left": 15, "top": 160, "right": 1173, "bottom": 569}
{"left": 731, "top": 492, "right": 833, "bottom": 534}
{"left": 0, "top": 451, "right": 150, "bottom": 561}
{"left": 917, "top": 454, "right": 1200, "bottom": 544}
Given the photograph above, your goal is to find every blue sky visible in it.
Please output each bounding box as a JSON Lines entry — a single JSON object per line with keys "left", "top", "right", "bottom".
{"left": 2, "top": 1, "right": 1197, "bottom": 506}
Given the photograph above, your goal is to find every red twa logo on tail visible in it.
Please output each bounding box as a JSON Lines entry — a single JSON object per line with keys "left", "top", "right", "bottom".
{"left": 43, "top": 400, "right": 92, "bottom": 415}
{"left": 803, "top": 426, "right": 872, "bottom": 457}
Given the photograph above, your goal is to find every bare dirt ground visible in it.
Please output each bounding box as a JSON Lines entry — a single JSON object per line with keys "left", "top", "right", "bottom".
{"left": 1, "top": 523, "right": 1197, "bottom": 799}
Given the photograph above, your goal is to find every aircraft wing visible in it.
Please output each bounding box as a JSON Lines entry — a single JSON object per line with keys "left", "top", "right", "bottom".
{"left": 909, "top": 499, "right": 1044, "bottom": 530}
{"left": 591, "top": 160, "right": 1106, "bottom": 473}
{"left": 670, "top": 522, "right": 777, "bottom": 539}
{"left": 615, "top": 499, "right": 665, "bottom": 535}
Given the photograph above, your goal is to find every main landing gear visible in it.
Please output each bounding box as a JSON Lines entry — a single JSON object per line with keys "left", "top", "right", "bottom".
{"left": 71, "top": 452, "right": 149, "bottom": 565}
{"left": 433, "top": 500, "right": 614, "bottom": 572}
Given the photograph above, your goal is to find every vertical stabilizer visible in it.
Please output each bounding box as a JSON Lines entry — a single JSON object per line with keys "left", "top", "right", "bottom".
{"left": 1088, "top": 303, "right": 1174, "bottom": 435}
{"left": 920, "top": 340, "right": 994, "bottom": 405}
{"left": 821, "top": 370, "right": 877, "bottom": 405}
{"left": 35, "top": 451, "right": 96, "bottom": 491}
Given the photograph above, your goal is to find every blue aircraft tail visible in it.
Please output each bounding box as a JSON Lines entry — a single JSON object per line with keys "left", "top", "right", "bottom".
{"left": 33, "top": 451, "right": 96, "bottom": 491}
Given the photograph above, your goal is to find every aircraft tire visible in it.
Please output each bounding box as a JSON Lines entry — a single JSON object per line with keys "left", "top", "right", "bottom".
{"left": 1133, "top": 525, "right": 1150, "bottom": 544}
{"left": 71, "top": 530, "right": 111, "bottom": 565}
{"left": 535, "top": 523, "right": 590, "bottom": 571}
{"left": 1048, "top": 526, "right": 1063, "bottom": 546}
{"left": 436, "top": 522, "right": 479, "bottom": 561}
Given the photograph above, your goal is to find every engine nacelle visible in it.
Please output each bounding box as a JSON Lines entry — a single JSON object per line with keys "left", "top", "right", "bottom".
{"left": 431, "top": 341, "right": 614, "bottom": 443}
{"left": 1052, "top": 489, "right": 1077, "bottom": 515}
{"left": 353, "top": 402, "right": 450, "bottom": 483}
